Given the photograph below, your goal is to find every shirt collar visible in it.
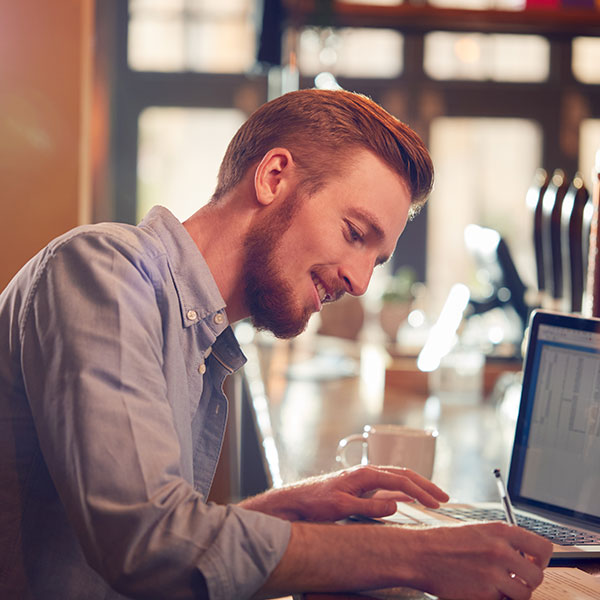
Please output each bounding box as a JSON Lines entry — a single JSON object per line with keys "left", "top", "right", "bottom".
{"left": 138, "top": 206, "right": 228, "bottom": 331}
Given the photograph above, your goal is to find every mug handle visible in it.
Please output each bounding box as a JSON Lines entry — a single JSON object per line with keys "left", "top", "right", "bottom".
{"left": 336, "top": 433, "right": 369, "bottom": 468}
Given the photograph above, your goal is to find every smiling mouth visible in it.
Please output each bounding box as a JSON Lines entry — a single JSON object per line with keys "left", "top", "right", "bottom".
{"left": 311, "top": 272, "right": 334, "bottom": 304}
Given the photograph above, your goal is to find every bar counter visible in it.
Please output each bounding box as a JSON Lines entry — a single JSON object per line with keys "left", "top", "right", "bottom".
{"left": 240, "top": 330, "right": 600, "bottom": 599}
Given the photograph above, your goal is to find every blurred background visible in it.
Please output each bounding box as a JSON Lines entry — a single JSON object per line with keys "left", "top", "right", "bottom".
{"left": 2, "top": 0, "right": 600, "bottom": 323}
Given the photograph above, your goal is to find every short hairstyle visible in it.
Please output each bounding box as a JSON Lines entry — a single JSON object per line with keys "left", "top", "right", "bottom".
{"left": 212, "top": 89, "right": 434, "bottom": 217}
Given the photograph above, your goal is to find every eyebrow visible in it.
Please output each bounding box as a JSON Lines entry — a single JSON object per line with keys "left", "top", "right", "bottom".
{"left": 347, "top": 207, "right": 390, "bottom": 266}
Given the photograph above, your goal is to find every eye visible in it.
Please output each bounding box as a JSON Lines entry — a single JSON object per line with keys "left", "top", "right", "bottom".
{"left": 345, "top": 220, "right": 364, "bottom": 244}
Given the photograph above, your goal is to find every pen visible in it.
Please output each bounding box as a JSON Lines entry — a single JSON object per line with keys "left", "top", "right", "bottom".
{"left": 494, "top": 468, "right": 526, "bottom": 560}
{"left": 493, "top": 468, "right": 518, "bottom": 526}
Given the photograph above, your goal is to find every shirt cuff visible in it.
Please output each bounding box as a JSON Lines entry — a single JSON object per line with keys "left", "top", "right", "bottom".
{"left": 197, "top": 504, "right": 292, "bottom": 600}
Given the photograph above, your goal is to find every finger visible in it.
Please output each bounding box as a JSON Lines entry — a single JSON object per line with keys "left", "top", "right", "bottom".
{"left": 498, "top": 561, "right": 547, "bottom": 600}
{"left": 350, "top": 465, "right": 449, "bottom": 501}
{"left": 498, "top": 573, "right": 534, "bottom": 600}
{"left": 373, "top": 466, "right": 450, "bottom": 503}
{"left": 504, "top": 551, "right": 545, "bottom": 593}
{"left": 354, "top": 468, "right": 449, "bottom": 507}
{"left": 371, "top": 469, "right": 448, "bottom": 506}
{"left": 369, "top": 489, "right": 414, "bottom": 503}
{"left": 507, "top": 527, "right": 553, "bottom": 568}
{"left": 342, "top": 496, "right": 398, "bottom": 518}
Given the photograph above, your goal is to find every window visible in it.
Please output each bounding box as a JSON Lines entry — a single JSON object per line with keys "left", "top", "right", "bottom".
{"left": 128, "top": 0, "right": 256, "bottom": 73}
{"left": 428, "top": 0, "right": 524, "bottom": 8}
{"left": 427, "top": 118, "right": 542, "bottom": 314}
{"left": 572, "top": 37, "right": 600, "bottom": 84}
{"left": 297, "top": 27, "right": 403, "bottom": 79}
{"left": 339, "top": 0, "right": 403, "bottom": 4}
{"left": 424, "top": 32, "right": 549, "bottom": 82}
{"left": 137, "top": 107, "right": 246, "bottom": 222}
{"left": 579, "top": 119, "right": 600, "bottom": 191}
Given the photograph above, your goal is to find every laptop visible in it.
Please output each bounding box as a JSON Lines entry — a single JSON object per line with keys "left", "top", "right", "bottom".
{"left": 383, "top": 309, "right": 600, "bottom": 564}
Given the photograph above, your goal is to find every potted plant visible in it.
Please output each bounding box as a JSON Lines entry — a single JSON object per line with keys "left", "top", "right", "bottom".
{"left": 379, "top": 267, "right": 416, "bottom": 342}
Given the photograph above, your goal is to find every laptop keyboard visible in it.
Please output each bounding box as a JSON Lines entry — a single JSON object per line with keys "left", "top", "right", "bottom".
{"left": 436, "top": 506, "right": 600, "bottom": 546}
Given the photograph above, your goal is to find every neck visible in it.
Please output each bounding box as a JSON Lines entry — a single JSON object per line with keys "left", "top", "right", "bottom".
{"left": 182, "top": 195, "right": 252, "bottom": 324}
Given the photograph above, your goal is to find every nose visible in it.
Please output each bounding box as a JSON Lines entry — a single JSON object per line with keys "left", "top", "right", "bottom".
{"left": 339, "top": 256, "right": 375, "bottom": 297}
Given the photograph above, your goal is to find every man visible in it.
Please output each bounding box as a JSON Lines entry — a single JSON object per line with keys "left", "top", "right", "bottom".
{"left": 0, "top": 89, "right": 551, "bottom": 600}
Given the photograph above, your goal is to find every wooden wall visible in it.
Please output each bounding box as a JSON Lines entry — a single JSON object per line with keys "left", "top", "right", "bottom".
{"left": 0, "top": 0, "right": 94, "bottom": 290}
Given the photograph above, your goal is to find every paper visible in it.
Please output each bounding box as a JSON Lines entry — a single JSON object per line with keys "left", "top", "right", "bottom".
{"left": 360, "top": 568, "right": 600, "bottom": 600}
{"left": 532, "top": 568, "right": 600, "bottom": 600}
{"left": 360, "top": 589, "right": 434, "bottom": 599}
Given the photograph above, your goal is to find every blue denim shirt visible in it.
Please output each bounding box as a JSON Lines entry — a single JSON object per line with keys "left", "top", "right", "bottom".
{"left": 0, "top": 206, "right": 291, "bottom": 600}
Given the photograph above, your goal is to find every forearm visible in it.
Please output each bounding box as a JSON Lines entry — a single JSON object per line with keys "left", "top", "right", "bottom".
{"left": 255, "top": 521, "right": 418, "bottom": 597}
{"left": 255, "top": 520, "right": 553, "bottom": 600}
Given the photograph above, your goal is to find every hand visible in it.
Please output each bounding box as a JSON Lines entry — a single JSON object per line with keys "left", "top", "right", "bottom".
{"left": 237, "top": 465, "right": 449, "bottom": 522}
{"left": 408, "top": 521, "right": 553, "bottom": 600}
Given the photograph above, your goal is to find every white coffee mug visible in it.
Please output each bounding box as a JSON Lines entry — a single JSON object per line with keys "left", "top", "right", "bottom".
{"left": 336, "top": 424, "right": 437, "bottom": 479}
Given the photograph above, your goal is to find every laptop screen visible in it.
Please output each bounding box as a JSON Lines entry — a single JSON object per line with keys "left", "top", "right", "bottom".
{"left": 508, "top": 310, "right": 600, "bottom": 528}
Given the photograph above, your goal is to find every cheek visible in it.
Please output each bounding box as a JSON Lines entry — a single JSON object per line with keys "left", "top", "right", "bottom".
{"left": 280, "top": 231, "right": 320, "bottom": 264}
{"left": 276, "top": 211, "right": 340, "bottom": 268}
{"left": 292, "top": 238, "right": 335, "bottom": 270}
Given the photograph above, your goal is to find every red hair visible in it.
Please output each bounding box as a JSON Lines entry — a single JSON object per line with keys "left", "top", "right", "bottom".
{"left": 213, "top": 89, "right": 434, "bottom": 217}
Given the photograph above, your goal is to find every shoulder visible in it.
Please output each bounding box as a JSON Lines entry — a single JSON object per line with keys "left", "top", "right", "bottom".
{"left": 13, "top": 222, "right": 171, "bottom": 329}
{"left": 29, "top": 221, "right": 179, "bottom": 298}
{"left": 47, "top": 221, "right": 167, "bottom": 265}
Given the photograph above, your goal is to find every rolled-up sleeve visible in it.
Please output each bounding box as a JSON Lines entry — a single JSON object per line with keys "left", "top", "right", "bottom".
{"left": 18, "top": 230, "right": 291, "bottom": 600}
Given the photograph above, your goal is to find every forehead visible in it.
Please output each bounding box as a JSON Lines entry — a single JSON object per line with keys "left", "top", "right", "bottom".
{"left": 339, "top": 146, "right": 409, "bottom": 192}
{"left": 334, "top": 149, "right": 410, "bottom": 219}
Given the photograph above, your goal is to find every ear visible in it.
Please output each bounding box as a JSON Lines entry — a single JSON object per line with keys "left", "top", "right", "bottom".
{"left": 254, "top": 147, "right": 295, "bottom": 207}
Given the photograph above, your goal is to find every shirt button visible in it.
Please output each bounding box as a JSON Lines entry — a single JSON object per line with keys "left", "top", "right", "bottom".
{"left": 213, "top": 313, "right": 224, "bottom": 325}
{"left": 198, "top": 363, "right": 206, "bottom": 375}
{"left": 187, "top": 309, "right": 198, "bottom": 321}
